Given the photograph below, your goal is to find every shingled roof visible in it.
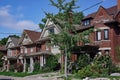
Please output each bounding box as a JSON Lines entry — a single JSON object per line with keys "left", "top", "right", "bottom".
{"left": 83, "top": 5, "right": 117, "bottom": 20}
{"left": 24, "top": 30, "right": 41, "bottom": 42}
{"left": 10, "top": 37, "right": 19, "bottom": 46}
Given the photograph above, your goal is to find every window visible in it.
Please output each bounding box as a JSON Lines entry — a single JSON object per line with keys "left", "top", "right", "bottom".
{"left": 25, "top": 34, "right": 28, "bottom": 39}
{"left": 105, "top": 50, "right": 109, "bottom": 55}
{"left": 83, "top": 19, "right": 90, "bottom": 26}
{"left": 30, "top": 48, "right": 33, "bottom": 52}
{"left": 46, "top": 46, "right": 49, "bottom": 51}
{"left": 7, "top": 49, "right": 12, "bottom": 56}
{"left": 96, "top": 31, "right": 101, "bottom": 41}
{"left": 49, "top": 28, "right": 54, "bottom": 34}
{"left": 98, "top": 51, "right": 102, "bottom": 55}
{"left": 24, "top": 48, "right": 27, "bottom": 53}
{"left": 21, "top": 48, "right": 23, "bottom": 53}
{"left": 104, "top": 29, "right": 109, "bottom": 40}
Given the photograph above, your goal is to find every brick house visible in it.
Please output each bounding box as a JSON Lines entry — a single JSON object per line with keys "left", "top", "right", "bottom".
{"left": 2, "top": 0, "right": 120, "bottom": 72}
{"left": 72, "top": 0, "right": 120, "bottom": 64}
{"left": 5, "top": 37, "right": 20, "bottom": 71}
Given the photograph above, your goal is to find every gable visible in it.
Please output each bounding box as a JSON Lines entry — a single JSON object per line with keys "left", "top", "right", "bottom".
{"left": 6, "top": 38, "right": 15, "bottom": 48}
{"left": 21, "top": 33, "right": 32, "bottom": 45}
{"left": 115, "top": 11, "right": 120, "bottom": 23}
{"left": 93, "top": 6, "right": 113, "bottom": 24}
{"left": 19, "top": 31, "right": 32, "bottom": 45}
{"left": 40, "top": 19, "right": 61, "bottom": 39}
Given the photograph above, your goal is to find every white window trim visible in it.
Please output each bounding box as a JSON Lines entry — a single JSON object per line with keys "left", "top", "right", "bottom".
{"left": 96, "top": 31, "right": 101, "bottom": 41}
{"left": 99, "top": 47, "right": 111, "bottom": 50}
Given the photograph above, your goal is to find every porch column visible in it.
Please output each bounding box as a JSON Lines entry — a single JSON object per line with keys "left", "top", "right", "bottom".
{"left": 20, "top": 59, "right": 23, "bottom": 64}
{"left": 43, "top": 55, "right": 46, "bottom": 65}
{"left": 23, "top": 58, "right": 26, "bottom": 72}
{"left": 40, "top": 55, "right": 43, "bottom": 67}
{"left": 7, "top": 60, "right": 10, "bottom": 72}
{"left": 17, "top": 59, "right": 19, "bottom": 63}
{"left": 30, "top": 57, "right": 34, "bottom": 72}
{"left": 3, "top": 61, "right": 5, "bottom": 71}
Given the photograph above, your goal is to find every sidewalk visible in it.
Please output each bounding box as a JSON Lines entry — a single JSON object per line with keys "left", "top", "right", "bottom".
{"left": 0, "top": 72, "right": 64, "bottom": 80}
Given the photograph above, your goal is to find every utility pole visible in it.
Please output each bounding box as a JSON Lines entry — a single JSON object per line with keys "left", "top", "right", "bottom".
{"left": 64, "top": 46, "right": 68, "bottom": 80}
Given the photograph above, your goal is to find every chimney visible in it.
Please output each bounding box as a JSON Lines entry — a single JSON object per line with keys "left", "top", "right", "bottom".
{"left": 117, "top": 0, "right": 120, "bottom": 11}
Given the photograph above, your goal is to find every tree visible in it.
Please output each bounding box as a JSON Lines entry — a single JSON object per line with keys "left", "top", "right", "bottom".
{"left": 39, "top": 12, "right": 84, "bottom": 30}
{"left": 0, "top": 52, "right": 4, "bottom": 67}
{"left": 44, "top": 0, "right": 93, "bottom": 79}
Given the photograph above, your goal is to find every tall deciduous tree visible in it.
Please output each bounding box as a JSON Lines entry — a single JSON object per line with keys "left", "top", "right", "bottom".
{"left": 44, "top": 0, "right": 93, "bottom": 79}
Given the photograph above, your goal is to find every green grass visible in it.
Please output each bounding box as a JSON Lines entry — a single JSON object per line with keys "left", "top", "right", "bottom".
{"left": 0, "top": 70, "right": 52, "bottom": 77}
{"left": 0, "top": 72, "right": 39, "bottom": 77}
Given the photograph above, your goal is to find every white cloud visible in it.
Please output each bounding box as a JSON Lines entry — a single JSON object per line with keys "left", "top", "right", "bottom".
{"left": 0, "top": 5, "right": 39, "bottom": 31}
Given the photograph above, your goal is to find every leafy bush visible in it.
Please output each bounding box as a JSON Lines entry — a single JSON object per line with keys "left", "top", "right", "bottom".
{"left": 93, "top": 54, "right": 112, "bottom": 75}
{"left": 77, "top": 65, "right": 93, "bottom": 78}
{"left": 9, "top": 65, "right": 14, "bottom": 72}
{"left": 77, "top": 53, "right": 91, "bottom": 70}
{"left": 34, "top": 62, "right": 40, "bottom": 72}
{"left": 44, "top": 55, "right": 59, "bottom": 71}
{"left": 76, "top": 54, "right": 115, "bottom": 78}
{"left": 14, "top": 63, "right": 23, "bottom": 72}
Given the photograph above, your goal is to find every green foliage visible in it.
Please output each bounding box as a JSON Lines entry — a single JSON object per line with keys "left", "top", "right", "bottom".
{"left": 34, "top": 62, "right": 40, "bottom": 72}
{"left": 115, "top": 46, "right": 120, "bottom": 62}
{"left": 77, "top": 54, "right": 91, "bottom": 70}
{"left": 76, "top": 54, "right": 115, "bottom": 78}
{"left": 14, "top": 63, "right": 23, "bottom": 72}
{"left": 44, "top": 55, "right": 58, "bottom": 71}
{"left": 0, "top": 53, "right": 3, "bottom": 67}
{"left": 9, "top": 65, "right": 14, "bottom": 72}
{"left": 0, "top": 38, "right": 8, "bottom": 45}
{"left": 77, "top": 65, "right": 93, "bottom": 78}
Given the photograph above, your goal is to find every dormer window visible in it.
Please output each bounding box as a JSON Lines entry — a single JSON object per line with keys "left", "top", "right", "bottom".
{"left": 25, "top": 35, "right": 28, "bottom": 39}
{"left": 49, "top": 27, "right": 54, "bottom": 34}
{"left": 83, "top": 19, "right": 90, "bottom": 26}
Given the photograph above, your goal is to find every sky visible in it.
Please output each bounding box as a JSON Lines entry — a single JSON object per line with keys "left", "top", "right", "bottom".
{"left": 0, "top": 0, "right": 117, "bottom": 39}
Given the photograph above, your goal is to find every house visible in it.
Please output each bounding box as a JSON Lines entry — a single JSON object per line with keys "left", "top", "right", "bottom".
{"left": 4, "top": 37, "right": 20, "bottom": 71}
{"left": 72, "top": 0, "right": 120, "bottom": 64}
{"left": 38, "top": 19, "right": 61, "bottom": 64}
{"left": 0, "top": 45, "right": 7, "bottom": 71}
{"left": 2, "top": 0, "right": 120, "bottom": 72}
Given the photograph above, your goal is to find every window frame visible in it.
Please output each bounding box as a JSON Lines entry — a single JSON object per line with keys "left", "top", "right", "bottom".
{"left": 104, "top": 29, "right": 109, "bottom": 40}
{"left": 48, "top": 27, "right": 54, "bottom": 34}
{"left": 96, "top": 31, "right": 101, "bottom": 41}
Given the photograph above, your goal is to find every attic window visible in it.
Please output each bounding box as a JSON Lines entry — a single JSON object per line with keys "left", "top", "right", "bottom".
{"left": 83, "top": 19, "right": 90, "bottom": 26}
{"left": 49, "top": 27, "right": 54, "bottom": 34}
{"left": 25, "top": 35, "right": 28, "bottom": 39}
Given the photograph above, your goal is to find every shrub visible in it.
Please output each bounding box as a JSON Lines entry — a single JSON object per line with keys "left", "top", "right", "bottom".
{"left": 44, "top": 55, "right": 59, "bottom": 71}
{"left": 77, "top": 53, "right": 91, "bottom": 70}
{"left": 77, "top": 65, "right": 93, "bottom": 78}
{"left": 9, "top": 65, "right": 14, "bottom": 72}
{"left": 34, "top": 62, "right": 40, "bottom": 72}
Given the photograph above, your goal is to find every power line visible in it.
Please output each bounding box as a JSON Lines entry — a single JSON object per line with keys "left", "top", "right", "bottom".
{"left": 0, "top": 32, "right": 22, "bottom": 35}
{"left": 81, "top": 0, "right": 104, "bottom": 12}
{"left": 0, "top": 0, "right": 104, "bottom": 36}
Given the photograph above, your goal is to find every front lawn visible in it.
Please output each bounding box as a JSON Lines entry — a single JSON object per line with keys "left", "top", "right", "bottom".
{"left": 0, "top": 71, "right": 41, "bottom": 77}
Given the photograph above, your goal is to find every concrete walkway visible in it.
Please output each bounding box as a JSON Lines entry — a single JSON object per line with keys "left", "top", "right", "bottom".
{"left": 0, "top": 72, "right": 64, "bottom": 80}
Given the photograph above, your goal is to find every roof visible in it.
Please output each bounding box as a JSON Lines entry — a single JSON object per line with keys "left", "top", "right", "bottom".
{"left": 24, "top": 30, "right": 41, "bottom": 42}
{"left": 74, "top": 24, "right": 94, "bottom": 31}
{"left": 83, "top": 5, "right": 117, "bottom": 20}
{"left": 10, "top": 37, "right": 19, "bottom": 46}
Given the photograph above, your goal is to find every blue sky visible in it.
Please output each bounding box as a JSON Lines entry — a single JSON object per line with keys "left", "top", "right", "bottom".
{"left": 0, "top": 0, "right": 117, "bottom": 39}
